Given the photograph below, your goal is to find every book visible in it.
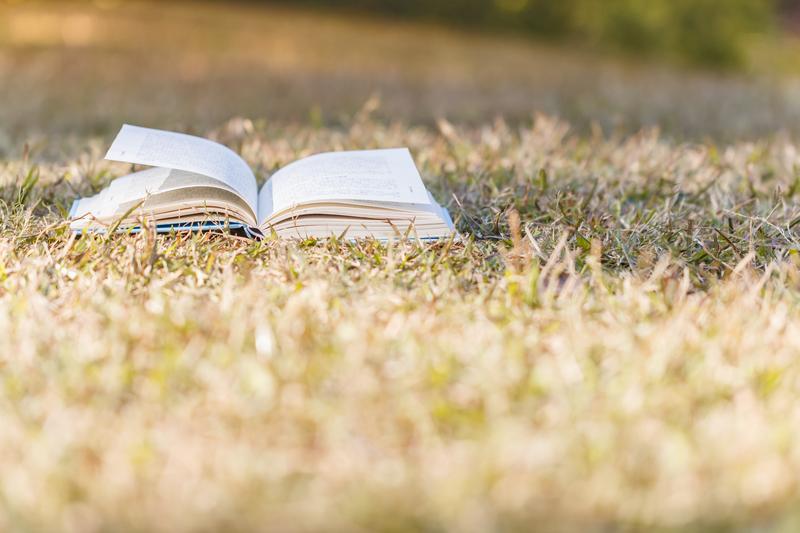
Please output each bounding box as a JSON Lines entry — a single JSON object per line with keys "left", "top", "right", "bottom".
{"left": 69, "top": 125, "right": 454, "bottom": 239}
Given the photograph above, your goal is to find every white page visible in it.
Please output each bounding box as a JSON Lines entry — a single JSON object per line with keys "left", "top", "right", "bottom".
{"left": 105, "top": 124, "right": 258, "bottom": 213}
{"left": 72, "top": 167, "right": 171, "bottom": 220}
{"left": 257, "top": 179, "right": 274, "bottom": 224}
{"left": 102, "top": 167, "right": 172, "bottom": 206}
{"left": 260, "top": 148, "right": 430, "bottom": 220}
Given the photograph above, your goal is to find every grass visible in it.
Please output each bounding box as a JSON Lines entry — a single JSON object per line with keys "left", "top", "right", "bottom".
{"left": 4, "top": 2, "right": 800, "bottom": 532}
{"left": 1, "top": 0, "right": 800, "bottom": 141}
{"left": 4, "top": 113, "right": 800, "bottom": 531}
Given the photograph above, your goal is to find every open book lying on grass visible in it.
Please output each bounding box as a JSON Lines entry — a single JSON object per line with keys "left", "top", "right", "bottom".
{"left": 70, "top": 125, "right": 454, "bottom": 239}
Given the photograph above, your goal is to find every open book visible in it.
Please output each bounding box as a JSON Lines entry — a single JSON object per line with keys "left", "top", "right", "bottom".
{"left": 69, "top": 125, "right": 454, "bottom": 239}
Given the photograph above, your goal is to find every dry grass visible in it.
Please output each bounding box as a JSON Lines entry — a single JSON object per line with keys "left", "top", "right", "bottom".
{"left": 3, "top": 113, "right": 800, "bottom": 531}
{"left": 1, "top": 0, "right": 800, "bottom": 141}
{"left": 4, "top": 2, "right": 800, "bottom": 532}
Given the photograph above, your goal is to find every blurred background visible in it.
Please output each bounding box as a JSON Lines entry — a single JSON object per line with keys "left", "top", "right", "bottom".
{"left": 0, "top": 0, "right": 799, "bottom": 143}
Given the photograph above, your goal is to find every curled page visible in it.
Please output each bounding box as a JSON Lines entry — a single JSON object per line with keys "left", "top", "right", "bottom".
{"left": 105, "top": 124, "right": 258, "bottom": 213}
{"left": 264, "top": 148, "right": 431, "bottom": 217}
{"left": 257, "top": 179, "right": 274, "bottom": 225}
{"left": 71, "top": 167, "right": 172, "bottom": 220}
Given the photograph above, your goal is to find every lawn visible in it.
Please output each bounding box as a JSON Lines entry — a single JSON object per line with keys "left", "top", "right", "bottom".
{"left": 3, "top": 2, "right": 800, "bottom": 532}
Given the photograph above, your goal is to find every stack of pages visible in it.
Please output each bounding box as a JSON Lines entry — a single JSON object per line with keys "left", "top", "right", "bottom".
{"left": 70, "top": 125, "right": 454, "bottom": 239}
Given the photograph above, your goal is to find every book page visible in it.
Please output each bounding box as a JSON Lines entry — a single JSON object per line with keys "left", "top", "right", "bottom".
{"left": 261, "top": 148, "right": 430, "bottom": 220}
{"left": 257, "top": 179, "right": 273, "bottom": 224}
{"left": 105, "top": 124, "right": 258, "bottom": 213}
{"left": 70, "top": 167, "right": 258, "bottom": 226}
{"left": 72, "top": 166, "right": 172, "bottom": 220}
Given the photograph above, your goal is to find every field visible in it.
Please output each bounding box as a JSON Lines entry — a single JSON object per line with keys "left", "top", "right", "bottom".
{"left": 4, "top": 2, "right": 800, "bottom": 532}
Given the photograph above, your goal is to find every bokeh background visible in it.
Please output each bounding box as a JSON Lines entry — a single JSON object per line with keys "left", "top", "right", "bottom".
{"left": 1, "top": 0, "right": 799, "bottom": 145}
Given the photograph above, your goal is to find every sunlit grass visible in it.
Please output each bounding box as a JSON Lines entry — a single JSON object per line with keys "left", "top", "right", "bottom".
{"left": 3, "top": 114, "right": 800, "bottom": 530}
{"left": 1, "top": 1, "right": 799, "bottom": 140}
